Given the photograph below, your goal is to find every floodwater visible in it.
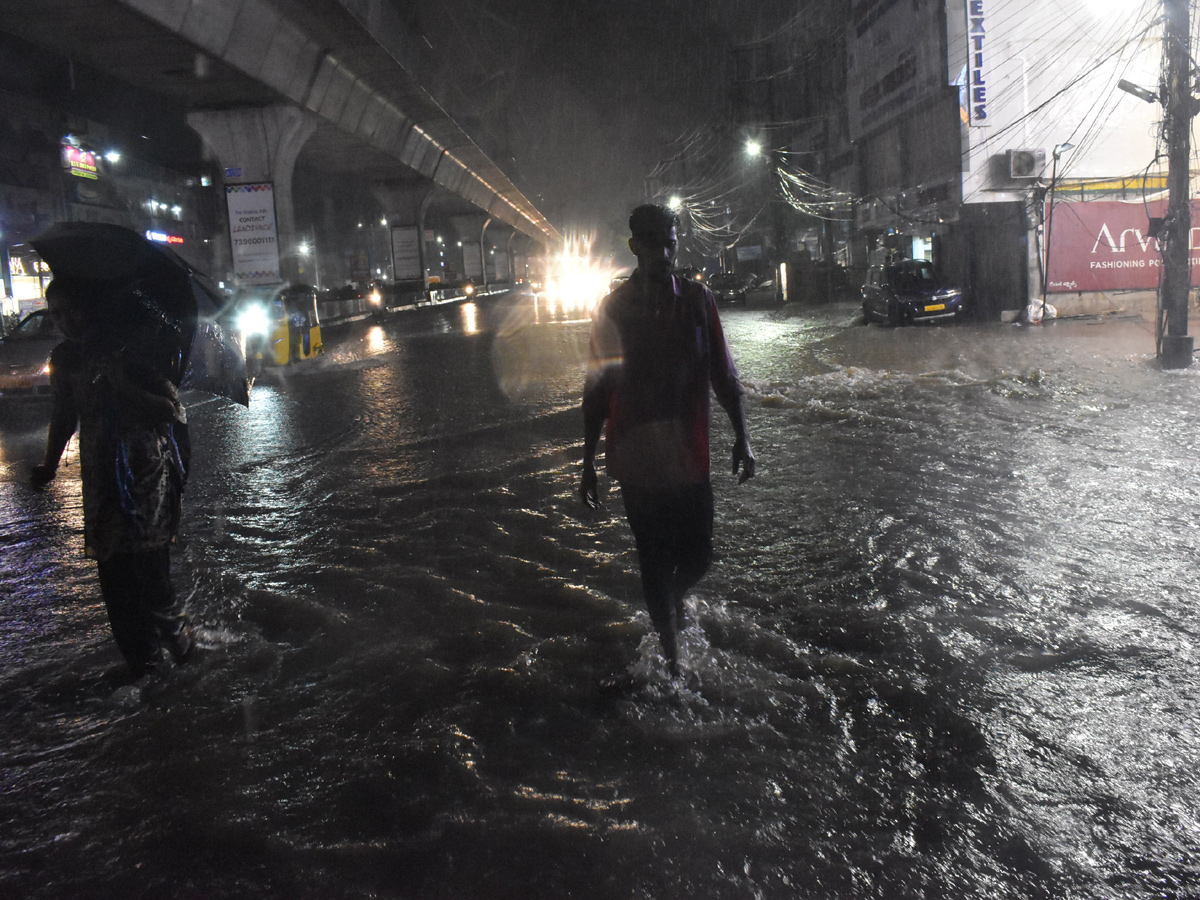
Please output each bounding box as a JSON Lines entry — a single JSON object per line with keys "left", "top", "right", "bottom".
{"left": 3, "top": 290, "right": 1200, "bottom": 899}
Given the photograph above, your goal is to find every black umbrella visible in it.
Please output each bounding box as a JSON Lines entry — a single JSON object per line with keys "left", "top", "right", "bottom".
{"left": 31, "top": 222, "right": 250, "bottom": 406}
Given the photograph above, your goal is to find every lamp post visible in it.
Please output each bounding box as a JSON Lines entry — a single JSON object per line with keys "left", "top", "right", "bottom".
{"left": 745, "top": 139, "right": 788, "bottom": 302}
{"left": 1041, "top": 141, "right": 1073, "bottom": 321}
{"left": 298, "top": 231, "right": 320, "bottom": 289}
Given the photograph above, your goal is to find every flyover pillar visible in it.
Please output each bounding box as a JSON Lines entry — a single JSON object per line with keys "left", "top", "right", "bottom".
{"left": 374, "top": 183, "right": 437, "bottom": 286}
{"left": 187, "top": 106, "right": 318, "bottom": 284}
{"left": 451, "top": 215, "right": 491, "bottom": 287}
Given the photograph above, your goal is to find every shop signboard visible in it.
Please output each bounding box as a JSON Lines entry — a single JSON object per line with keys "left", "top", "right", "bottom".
{"left": 965, "top": 0, "right": 990, "bottom": 125}
{"left": 1045, "top": 198, "right": 1200, "bottom": 292}
{"left": 61, "top": 142, "right": 98, "bottom": 180}
{"left": 226, "top": 183, "right": 280, "bottom": 284}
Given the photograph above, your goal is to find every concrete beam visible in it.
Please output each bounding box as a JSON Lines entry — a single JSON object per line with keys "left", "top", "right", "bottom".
{"left": 117, "top": 0, "right": 560, "bottom": 247}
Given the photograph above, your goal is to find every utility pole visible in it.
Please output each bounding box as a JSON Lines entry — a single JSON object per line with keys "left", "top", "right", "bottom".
{"left": 1159, "top": 0, "right": 1194, "bottom": 368}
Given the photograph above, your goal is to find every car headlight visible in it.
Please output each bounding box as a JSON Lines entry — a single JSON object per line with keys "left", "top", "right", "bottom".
{"left": 369, "top": 290, "right": 382, "bottom": 305}
{"left": 237, "top": 304, "right": 270, "bottom": 336}
{"left": 464, "top": 284, "right": 475, "bottom": 296}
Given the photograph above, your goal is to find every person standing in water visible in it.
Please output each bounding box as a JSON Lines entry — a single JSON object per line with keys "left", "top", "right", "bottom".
{"left": 31, "top": 277, "right": 195, "bottom": 681}
{"left": 581, "top": 203, "right": 755, "bottom": 674}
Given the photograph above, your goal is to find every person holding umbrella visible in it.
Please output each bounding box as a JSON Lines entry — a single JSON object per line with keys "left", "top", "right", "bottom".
{"left": 31, "top": 276, "right": 195, "bottom": 680}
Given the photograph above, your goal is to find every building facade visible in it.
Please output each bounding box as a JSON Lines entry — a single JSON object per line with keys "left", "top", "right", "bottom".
{"left": 847, "top": 0, "right": 1163, "bottom": 318}
{"left": 725, "top": 0, "right": 1165, "bottom": 318}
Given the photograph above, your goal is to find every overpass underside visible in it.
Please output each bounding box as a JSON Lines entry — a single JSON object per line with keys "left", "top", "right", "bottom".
{"left": 0, "top": 0, "right": 559, "bottom": 281}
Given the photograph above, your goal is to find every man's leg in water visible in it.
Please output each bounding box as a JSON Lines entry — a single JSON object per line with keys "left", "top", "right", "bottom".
{"left": 672, "top": 481, "right": 714, "bottom": 629}
{"left": 637, "top": 549, "right": 682, "bottom": 669}
{"left": 624, "top": 483, "right": 714, "bottom": 673}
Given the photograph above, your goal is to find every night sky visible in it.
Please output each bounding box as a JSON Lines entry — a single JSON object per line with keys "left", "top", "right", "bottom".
{"left": 410, "top": 0, "right": 797, "bottom": 251}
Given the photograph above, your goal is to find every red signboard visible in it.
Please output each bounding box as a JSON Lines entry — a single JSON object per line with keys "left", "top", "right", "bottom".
{"left": 1045, "top": 198, "right": 1200, "bottom": 293}
{"left": 61, "top": 143, "right": 98, "bottom": 180}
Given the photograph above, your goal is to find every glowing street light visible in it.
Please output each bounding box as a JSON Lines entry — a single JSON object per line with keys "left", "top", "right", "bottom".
{"left": 668, "top": 195, "right": 683, "bottom": 210}
{"left": 745, "top": 139, "right": 762, "bottom": 158}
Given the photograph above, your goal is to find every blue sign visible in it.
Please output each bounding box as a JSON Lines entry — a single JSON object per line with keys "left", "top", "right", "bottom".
{"left": 225, "top": 167, "right": 243, "bottom": 178}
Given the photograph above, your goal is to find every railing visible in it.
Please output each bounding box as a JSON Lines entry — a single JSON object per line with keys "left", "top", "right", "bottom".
{"left": 317, "top": 283, "right": 515, "bottom": 325}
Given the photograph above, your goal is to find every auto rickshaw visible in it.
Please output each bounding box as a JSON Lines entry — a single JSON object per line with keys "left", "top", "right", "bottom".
{"left": 235, "top": 283, "right": 324, "bottom": 373}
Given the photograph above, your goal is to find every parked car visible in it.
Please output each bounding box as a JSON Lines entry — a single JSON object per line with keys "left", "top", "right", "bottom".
{"left": 862, "top": 259, "right": 964, "bottom": 325}
{"left": 0, "top": 309, "right": 62, "bottom": 402}
{"left": 708, "top": 272, "right": 748, "bottom": 303}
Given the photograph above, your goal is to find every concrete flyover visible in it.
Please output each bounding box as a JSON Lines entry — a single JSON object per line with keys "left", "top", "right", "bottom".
{"left": 0, "top": 0, "right": 561, "bottom": 283}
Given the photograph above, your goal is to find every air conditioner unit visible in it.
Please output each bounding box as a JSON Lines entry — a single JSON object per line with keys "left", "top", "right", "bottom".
{"left": 1009, "top": 149, "right": 1046, "bottom": 178}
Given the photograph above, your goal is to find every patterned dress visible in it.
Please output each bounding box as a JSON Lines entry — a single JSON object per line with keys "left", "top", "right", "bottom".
{"left": 49, "top": 341, "right": 187, "bottom": 561}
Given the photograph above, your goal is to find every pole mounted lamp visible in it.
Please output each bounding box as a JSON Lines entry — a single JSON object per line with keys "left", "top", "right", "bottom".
{"left": 1041, "top": 141, "right": 1074, "bottom": 320}
{"left": 1117, "top": 79, "right": 1158, "bottom": 104}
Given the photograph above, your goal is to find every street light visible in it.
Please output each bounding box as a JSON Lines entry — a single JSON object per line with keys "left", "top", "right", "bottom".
{"left": 1041, "top": 141, "right": 1074, "bottom": 320}
{"left": 298, "top": 235, "right": 320, "bottom": 289}
{"left": 1117, "top": 79, "right": 1158, "bottom": 104}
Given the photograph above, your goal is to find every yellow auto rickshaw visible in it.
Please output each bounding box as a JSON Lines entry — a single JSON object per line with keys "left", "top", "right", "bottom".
{"left": 235, "top": 284, "right": 324, "bottom": 371}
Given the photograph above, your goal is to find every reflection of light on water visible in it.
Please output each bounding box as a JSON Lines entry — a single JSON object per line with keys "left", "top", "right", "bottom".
{"left": 367, "top": 325, "right": 386, "bottom": 354}
{"left": 461, "top": 302, "right": 479, "bottom": 335}
{"left": 239, "top": 386, "right": 294, "bottom": 456}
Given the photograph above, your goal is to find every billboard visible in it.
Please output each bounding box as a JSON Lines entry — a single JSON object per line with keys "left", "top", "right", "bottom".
{"left": 462, "top": 243, "right": 483, "bottom": 280}
{"left": 226, "top": 183, "right": 280, "bottom": 284}
{"left": 1045, "top": 198, "right": 1200, "bottom": 293}
{"left": 391, "top": 226, "right": 422, "bottom": 281}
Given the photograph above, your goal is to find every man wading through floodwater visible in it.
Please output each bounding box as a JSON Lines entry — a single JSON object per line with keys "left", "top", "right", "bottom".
{"left": 581, "top": 203, "right": 755, "bottom": 675}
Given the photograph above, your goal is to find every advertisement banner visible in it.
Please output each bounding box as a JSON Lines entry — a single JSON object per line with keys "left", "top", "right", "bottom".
{"left": 226, "top": 183, "right": 280, "bottom": 284}
{"left": 391, "top": 226, "right": 422, "bottom": 280}
{"left": 492, "top": 251, "right": 509, "bottom": 281}
{"left": 1044, "top": 198, "right": 1200, "bottom": 293}
{"left": 462, "top": 243, "right": 483, "bottom": 280}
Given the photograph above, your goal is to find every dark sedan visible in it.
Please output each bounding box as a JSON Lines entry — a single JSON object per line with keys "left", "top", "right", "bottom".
{"left": 0, "top": 309, "right": 62, "bottom": 402}
{"left": 862, "top": 259, "right": 964, "bottom": 325}
{"left": 708, "top": 272, "right": 748, "bottom": 303}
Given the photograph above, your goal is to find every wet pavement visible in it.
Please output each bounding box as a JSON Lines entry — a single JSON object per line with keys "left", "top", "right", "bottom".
{"left": 2, "top": 294, "right": 1199, "bottom": 898}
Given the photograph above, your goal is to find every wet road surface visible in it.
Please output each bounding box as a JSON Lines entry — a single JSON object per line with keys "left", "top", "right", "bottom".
{"left": 2, "top": 293, "right": 1199, "bottom": 898}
